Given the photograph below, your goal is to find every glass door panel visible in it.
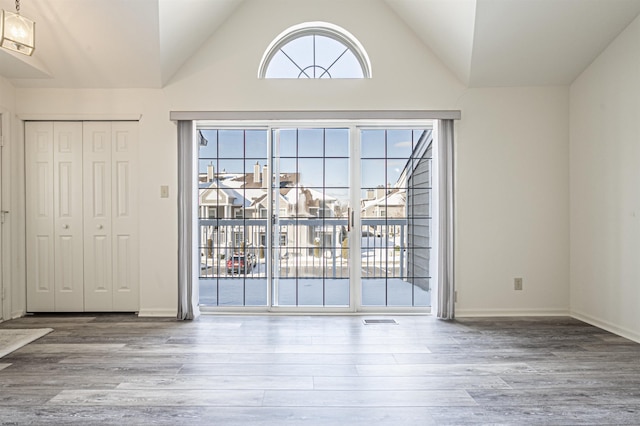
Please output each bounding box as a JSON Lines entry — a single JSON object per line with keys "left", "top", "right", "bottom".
{"left": 272, "top": 128, "right": 351, "bottom": 307}
{"left": 360, "top": 128, "right": 432, "bottom": 307}
{"left": 198, "top": 129, "right": 269, "bottom": 306}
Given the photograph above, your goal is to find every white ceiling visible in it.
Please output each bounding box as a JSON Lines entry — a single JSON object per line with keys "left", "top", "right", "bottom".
{"left": 1, "top": 0, "right": 640, "bottom": 88}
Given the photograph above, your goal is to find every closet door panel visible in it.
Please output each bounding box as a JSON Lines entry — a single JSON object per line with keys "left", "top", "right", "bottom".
{"left": 83, "top": 122, "right": 113, "bottom": 311}
{"left": 111, "top": 122, "right": 139, "bottom": 311}
{"left": 26, "top": 122, "right": 55, "bottom": 312}
{"left": 53, "top": 122, "right": 84, "bottom": 311}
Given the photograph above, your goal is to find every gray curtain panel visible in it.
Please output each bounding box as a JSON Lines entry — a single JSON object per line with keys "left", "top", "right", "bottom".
{"left": 177, "top": 120, "right": 199, "bottom": 320}
{"left": 437, "top": 119, "right": 455, "bottom": 320}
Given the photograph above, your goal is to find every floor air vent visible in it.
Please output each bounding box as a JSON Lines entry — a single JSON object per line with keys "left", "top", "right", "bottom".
{"left": 363, "top": 319, "right": 398, "bottom": 325}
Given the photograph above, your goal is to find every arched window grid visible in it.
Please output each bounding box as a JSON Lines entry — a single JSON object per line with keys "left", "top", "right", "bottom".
{"left": 258, "top": 22, "right": 372, "bottom": 79}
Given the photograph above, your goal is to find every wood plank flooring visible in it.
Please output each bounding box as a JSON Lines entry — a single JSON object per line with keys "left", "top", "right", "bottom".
{"left": 1, "top": 314, "right": 640, "bottom": 425}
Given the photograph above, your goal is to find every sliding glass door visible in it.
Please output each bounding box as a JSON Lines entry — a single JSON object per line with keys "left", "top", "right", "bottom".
{"left": 271, "top": 128, "right": 351, "bottom": 307}
{"left": 359, "top": 129, "right": 432, "bottom": 308}
{"left": 197, "top": 123, "right": 433, "bottom": 311}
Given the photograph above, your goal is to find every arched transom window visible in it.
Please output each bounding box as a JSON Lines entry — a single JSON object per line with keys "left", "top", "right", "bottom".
{"left": 259, "top": 22, "right": 372, "bottom": 79}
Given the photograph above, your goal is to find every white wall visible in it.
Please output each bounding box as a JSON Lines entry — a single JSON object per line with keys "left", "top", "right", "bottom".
{"left": 455, "top": 87, "right": 570, "bottom": 316}
{"left": 0, "top": 75, "right": 22, "bottom": 320}
{"left": 12, "top": 0, "right": 572, "bottom": 317}
{"left": 570, "top": 14, "right": 640, "bottom": 340}
{"left": 164, "top": 0, "right": 466, "bottom": 110}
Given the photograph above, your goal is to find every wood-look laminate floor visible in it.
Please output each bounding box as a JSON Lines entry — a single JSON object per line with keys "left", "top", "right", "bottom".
{"left": 1, "top": 314, "right": 639, "bottom": 425}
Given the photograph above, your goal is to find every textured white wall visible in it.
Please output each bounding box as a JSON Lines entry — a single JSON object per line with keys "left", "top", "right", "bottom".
{"left": 570, "top": 15, "right": 640, "bottom": 340}
{"left": 12, "top": 0, "right": 572, "bottom": 317}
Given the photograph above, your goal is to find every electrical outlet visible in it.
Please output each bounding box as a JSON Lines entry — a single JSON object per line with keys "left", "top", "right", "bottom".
{"left": 454, "top": 291, "right": 458, "bottom": 303}
{"left": 514, "top": 277, "right": 523, "bottom": 291}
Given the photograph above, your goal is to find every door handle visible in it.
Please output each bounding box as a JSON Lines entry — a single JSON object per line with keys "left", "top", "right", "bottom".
{"left": 347, "top": 207, "right": 351, "bottom": 232}
{"left": 62, "top": 224, "right": 69, "bottom": 229}
{"left": 97, "top": 224, "right": 103, "bottom": 230}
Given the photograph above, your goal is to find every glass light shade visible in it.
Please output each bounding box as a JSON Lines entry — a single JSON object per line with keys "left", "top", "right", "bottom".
{"left": 0, "top": 9, "right": 35, "bottom": 56}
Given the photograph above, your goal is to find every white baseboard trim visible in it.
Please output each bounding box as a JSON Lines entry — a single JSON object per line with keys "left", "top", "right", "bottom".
{"left": 570, "top": 310, "right": 640, "bottom": 344}
{"left": 456, "top": 308, "right": 570, "bottom": 317}
{"left": 11, "top": 310, "right": 25, "bottom": 320}
{"left": 138, "top": 309, "right": 177, "bottom": 318}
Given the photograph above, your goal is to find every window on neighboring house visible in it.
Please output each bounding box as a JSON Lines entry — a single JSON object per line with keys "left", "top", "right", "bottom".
{"left": 260, "top": 208, "right": 268, "bottom": 218}
{"left": 235, "top": 208, "right": 244, "bottom": 219}
{"left": 259, "top": 232, "right": 286, "bottom": 246}
{"left": 258, "top": 22, "right": 371, "bottom": 79}
{"left": 234, "top": 231, "right": 244, "bottom": 249}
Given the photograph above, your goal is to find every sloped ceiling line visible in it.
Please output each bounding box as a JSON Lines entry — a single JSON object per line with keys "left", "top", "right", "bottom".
{"left": 2, "top": 0, "right": 640, "bottom": 88}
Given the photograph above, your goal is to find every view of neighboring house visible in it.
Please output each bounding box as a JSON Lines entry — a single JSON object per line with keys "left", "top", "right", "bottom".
{"left": 197, "top": 129, "right": 433, "bottom": 288}
{"left": 198, "top": 161, "right": 345, "bottom": 263}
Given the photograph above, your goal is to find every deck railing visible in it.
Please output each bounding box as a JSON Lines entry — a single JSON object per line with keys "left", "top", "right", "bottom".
{"left": 198, "top": 218, "right": 427, "bottom": 280}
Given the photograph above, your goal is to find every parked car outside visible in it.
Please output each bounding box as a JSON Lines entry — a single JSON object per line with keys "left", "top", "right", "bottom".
{"left": 226, "top": 253, "right": 255, "bottom": 274}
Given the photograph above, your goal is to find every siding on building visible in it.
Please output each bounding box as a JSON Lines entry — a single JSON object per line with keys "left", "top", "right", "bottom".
{"left": 407, "top": 143, "right": 432, "bottom": 291}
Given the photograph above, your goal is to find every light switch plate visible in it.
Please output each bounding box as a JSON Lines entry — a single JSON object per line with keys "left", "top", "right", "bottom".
{"left": 160, "top": 185, "right": 169, "bottom": 198}
{"left": 514, "top": 277, "right": 523, "bottom": 291}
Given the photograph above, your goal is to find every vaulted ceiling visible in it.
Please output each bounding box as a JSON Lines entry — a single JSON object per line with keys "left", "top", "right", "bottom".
{"left": 1, "top": 0, "right": 640, "bottom": 89}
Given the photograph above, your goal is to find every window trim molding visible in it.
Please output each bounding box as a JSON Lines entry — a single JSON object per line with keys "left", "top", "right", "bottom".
{"left": 257, "top": 21, "right": 372, "bottom": 79}
{"left": 170, "top": 110, "right": 461, "bottom": 122}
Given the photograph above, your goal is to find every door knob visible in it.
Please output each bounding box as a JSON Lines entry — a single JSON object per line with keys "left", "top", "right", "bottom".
{"left": 97, "top": 224, "right": 103, "bottom": 230}
{"left": 62, "top": 224, "right": 69, "bottom": 229}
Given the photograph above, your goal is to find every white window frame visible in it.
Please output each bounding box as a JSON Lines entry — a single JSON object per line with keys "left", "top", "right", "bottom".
{"left": 258, "top": 21, "right": 372, "bottom": 79}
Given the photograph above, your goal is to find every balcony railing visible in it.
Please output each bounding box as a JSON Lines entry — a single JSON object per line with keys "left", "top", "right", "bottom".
{"left": 198, "top": 218, "right": 429, "bottom": 283}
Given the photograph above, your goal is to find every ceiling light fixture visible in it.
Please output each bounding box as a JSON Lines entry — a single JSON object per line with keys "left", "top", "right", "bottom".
{"left": 0, "top": 0, "right": 35, "bottom": 56}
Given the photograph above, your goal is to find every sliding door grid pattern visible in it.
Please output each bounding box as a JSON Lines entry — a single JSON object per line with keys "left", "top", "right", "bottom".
{"left": 197, "top": 127, "right": 432, "bottom": 308}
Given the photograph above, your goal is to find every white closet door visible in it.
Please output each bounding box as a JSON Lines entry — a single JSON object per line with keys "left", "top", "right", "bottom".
{"left": 53, "top": 122, "right": 84, "bottom": 311}
{"left": 83, "top": 122, "right": 114, "bottom": 311}
{"left": 83, "top": 121, "right": 139, "bottom": 311}
{"left": 26, "top": 122, "right": 55, "bottom": 311}
{"left": 111, "top": 122, "right": 139, "bottom": 311}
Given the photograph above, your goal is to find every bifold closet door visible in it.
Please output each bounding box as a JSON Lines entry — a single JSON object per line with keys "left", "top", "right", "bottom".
{"left": 83, "top": 122, "right": 139, "bottom": 311}
{"left": 26, "top": 122, "right": 84, "bottom": 312}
